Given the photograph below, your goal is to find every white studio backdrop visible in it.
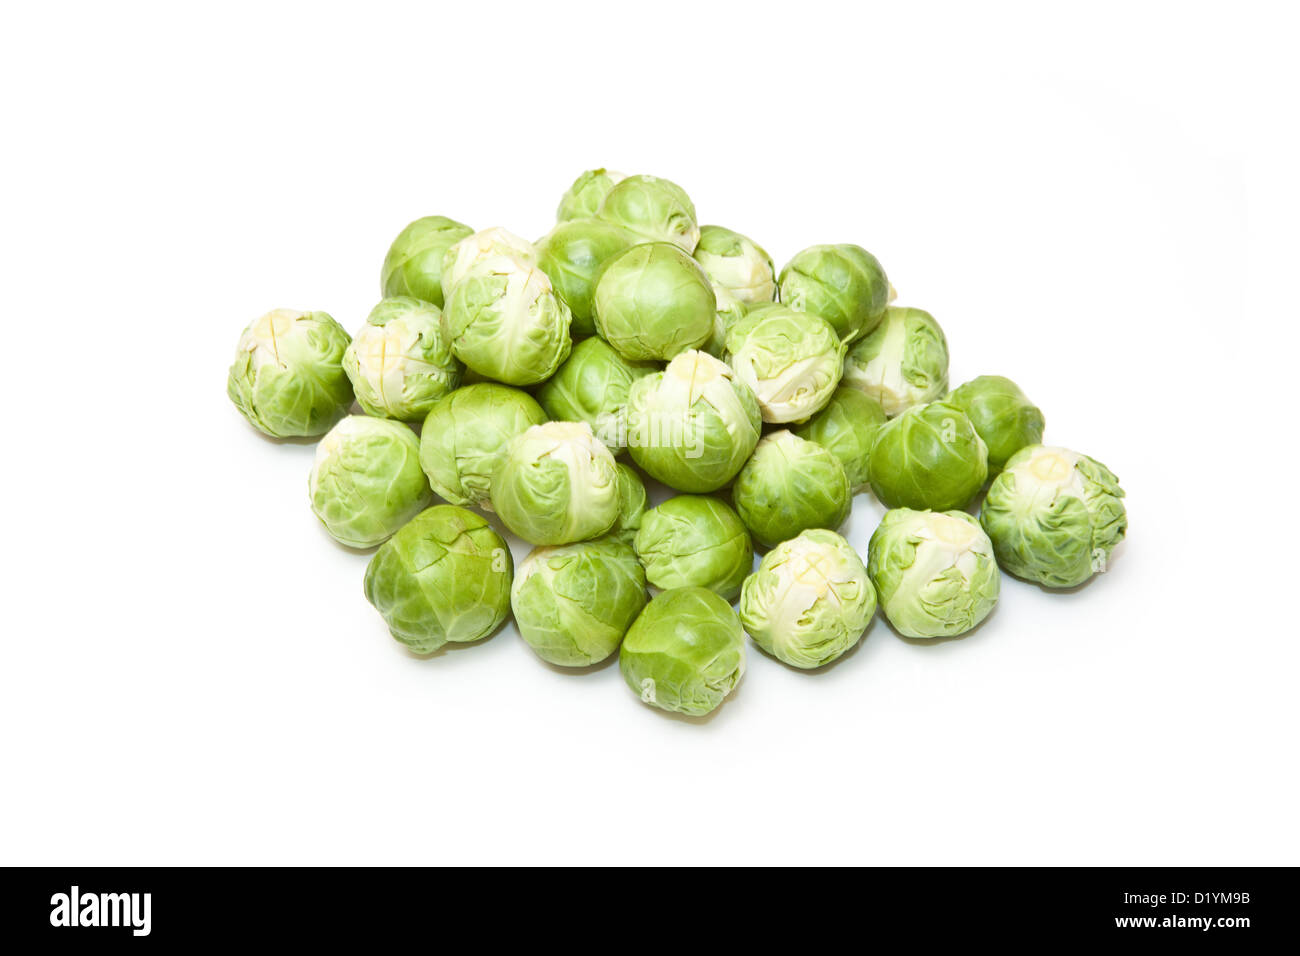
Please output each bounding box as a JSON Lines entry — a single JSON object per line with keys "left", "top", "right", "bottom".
{"left": 1, "top": 1, "right": 1296, "bottom": 865}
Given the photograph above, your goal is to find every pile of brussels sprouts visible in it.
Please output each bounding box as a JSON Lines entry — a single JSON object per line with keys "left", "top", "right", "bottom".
{"left": 227, "top": 169, "right": 1127, "bottom": 718}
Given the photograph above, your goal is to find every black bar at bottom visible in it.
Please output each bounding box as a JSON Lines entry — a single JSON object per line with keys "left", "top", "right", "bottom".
{"left": 1, "top": 866, "right": 1288, "bottom": 944}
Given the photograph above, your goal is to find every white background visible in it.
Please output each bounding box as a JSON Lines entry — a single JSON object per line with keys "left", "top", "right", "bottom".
{"left": 2, "top": 1, "right": 1296, "bottom": 865}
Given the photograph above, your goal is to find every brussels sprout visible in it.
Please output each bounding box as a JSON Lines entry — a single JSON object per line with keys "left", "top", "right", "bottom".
{"left": 626, "top": 350, "right": 762, "bottom": 493}
{"left": 634, "top": 495, "right": 752, "bottom": 601}
{"left": 380, "top": 215, "right": 474, "bottom": 308}
{"left": 592, "top": 242, "right": 716, "bottom": 361}
{"left": 537, "top": 220, "right": 637, "bottom": 337}
{"left": 842, "top": 306, "right": 949, "bottom": 417}
{"left": 866, "top": 401, "right": 988, "bottom": 512}
{"left": 363, "top": 505, "right": 513, "bottom": 653}
{"left": 778, "top": 244, "right": 889, "bottom": 342}
{"left": 980, "top": 445, "right": 1126, "bottom": 588}
{"left": 440, "top": 227, "right": 539, "bottom": 301}
{"left": 619, "top": 587, "right": 746, "bottom": 717}
{"left": 596, "top": 173, "right": 700, "bottom": 251}
{"left": 609, "top": 463, "right": 647, "bottom": 545}
{"left": 534, "top": 337, "right": 657, "bottom": 451}
{"left": 724, "top": 303, "right": 845, "bottom": 423}
{"left": 556, "top": 168, "right": 626, "bottom": 223}
{"left": 792, "top": 387, "right": 887, "bottom": 491}
{"left": 739, "top": 529, "right": 876, "bottom": 668}
{"left": 694, "top": 225, "right": 776, "bottom": 304}
{"left": 732, "top": 431, "right": 852, "bottom": 548}
{"left": 867, "top": 508, "right": 1000, "bottom": 639}
{"left": 418, "top": 383, "right": 547, "bottom": 507}
{"left": 341, "top": 297, "right": 462, "bottom": 421}
{"left": 308, "top": 416, "right": 431, "bottom": 548}
{"left": 511, "top": 537, "right": 647, "bottom": 667}
{"left": 227, "top": 308, "right": 354, "bottom": 439}
{"left": 441, "top": 257, "right": 572, "bottom": 386}
{"left": 702, "top": 284, "right": 747, "bottom": 358}
{"left": 491, "top": 421, "right": 621, "bottom": 545}
{"left": 947, "top": 375, "right": 1045, "bottom": 472}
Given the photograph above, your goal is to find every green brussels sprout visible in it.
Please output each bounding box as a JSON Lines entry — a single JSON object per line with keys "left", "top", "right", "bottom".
{"left": 609, "top": 463, "right": 648, "bottom": 545}
{"left": 341, "top": 297, "right": 462, "bottom": 421}
{"left": 308, "top": 416, "right": 432, "bottom": 548}
{"left": 227, "top": 308, "right": 354, "bottom": 439}
{"left": 634, "top": 495, "right": 752, "bottom": 601}
{"left": 867, "top": 508, "right": 1000, "bottom": 639}
{"left": 441, "top": 257, "right": 572, "bottom": 386}
{"left": 556, "top": 168, "right": 626, "bottom": 222}
{"left": 980, "top": 445, "right": 1126, "bottom": 588}
{"left": 724, "top": 303, "right": 845, "bottom": 423}
{"left": 701, "top": 284, "right": 747, "bottom": 358}
{"left": 947, "top": 375, "right": 1045, "bottom": 472}
{"left": 534, "top": 337, "right": 657, "bottom": 451}
{"left": 380, "top": 215, "right": 474, "bottom": 308}
{"left": 491, "top": 421, "right": 621, "bottom": 545}
{"left": 619, "top": 587, "right": 746, "bottom": 716}
{"left": 511, "top": 537, "right": 647, "bottom": 667}
{"left": 596, "top": 173, "right": 700, "bottom": 251}
{"left": 536, "top": 220, "right": 637, "bottom": 337}
{"left": 439, "top": 227, "right": 539, "bottom": 302}
{"left": 592, "top": 242, "right": 716, "bottom": 361}
{"left": 694, "top": 225, "right": 776, "bottom": 304}
{"left": 792, "top": 387, "right": 887, "bottom": 491}
{"left": 842, "top": 306, "right": 949, "bottom": 417}
{"left": 418, "top": 383, "right": 547, "bottom": 507}
{"left": 732, "top": 431, "right": 852, "bottom": 548}
{"left": 778, "top": 244, "right": 890, "bottom": 342}
{"left": 739, "top": 529, "right": 876, "bottom": 668}
{"left": 626, "top": 350, "right": 762, "bottom": 493}
{"left": 866, "top": 401, "right": 988, "bottom": 511}
{"left": 363, "top": 505, "right": 513, "bottom": 653}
